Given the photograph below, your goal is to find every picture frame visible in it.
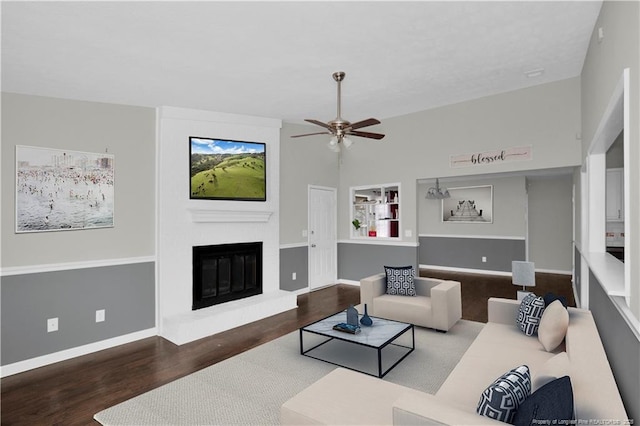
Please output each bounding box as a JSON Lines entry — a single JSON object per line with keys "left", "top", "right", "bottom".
{"left": 16, "top": 145, "right": 115, "bottom": 233}
{"left": 442, "top": 185, "right": 493, "bottom": 223}
{"left": 190, "top": 137, "right": 266, "bottom": 201}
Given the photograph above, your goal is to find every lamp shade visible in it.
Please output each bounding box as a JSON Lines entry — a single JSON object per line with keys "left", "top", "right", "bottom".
{"left": 512, "top": 261, "right": 535, "bottom": 288}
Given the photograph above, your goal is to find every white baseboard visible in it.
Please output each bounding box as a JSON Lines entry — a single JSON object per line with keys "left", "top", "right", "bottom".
{"left": 420, "top": 265, "right": 572, "bottom": 277}
{"left": 420, "top": 264, "right": 512, "bottom": 276}
{"left": 337, "top": 279, "right": 360, "bottom": 286}
{"left": 0, "top": 327, "right": 157, "bottom": 378}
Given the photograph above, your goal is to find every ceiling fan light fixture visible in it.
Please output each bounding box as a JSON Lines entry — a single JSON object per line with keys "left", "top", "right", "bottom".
{"left": 342, "top": 136, "right": 353, "bottom": 149}
{"left": 328, "top": 137, "right": 341, "bottom": 152}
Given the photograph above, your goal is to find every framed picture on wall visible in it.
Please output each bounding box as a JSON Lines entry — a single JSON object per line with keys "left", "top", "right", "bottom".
{"left": 15, "top": 145, "right": 115, "bottom": 233}
{"left": 442, "top": 185, "right": 493, "bottom": 223}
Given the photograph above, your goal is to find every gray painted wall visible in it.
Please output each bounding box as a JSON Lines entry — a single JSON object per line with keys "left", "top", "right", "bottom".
{"left": 1, "top": 93, "right": 156, "bottom": 267}
{"left": 419, "top": 236, "right": 525, "bottom": 272}
{"left": 279, "top": 246, "right": 308, "bottom": 291}
{"left": 1, "top": 262, "right": 155, "bottom": 365}
{"left": 589, "top": 271, "right": 639, "bottom": 421}
{"left": 527, "top": 175, "right": 574, "bottom": 271}
{"left": 419, "top": 175, "right": 527, "bottom": 239}
{"left": 1, "top": 94, "right": 157, "bottom": 366}
{"left": 336, "top": 77, "right": 582, "bottom": 247}
{"left": 580, "top": 0, "right": 639, "bottom": 317}
{"left": 279, "top": 122, "right": 339, "bottom": 246}
{"left": 574, "top": 247, "right": 582, "bottom": 305}
{"left": 338, "top": 243, "right": 418, "bottom": 282}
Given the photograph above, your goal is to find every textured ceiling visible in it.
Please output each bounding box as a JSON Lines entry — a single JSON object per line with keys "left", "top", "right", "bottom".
{"left": 2, "top": 1, "right": 602, "bottom": 123}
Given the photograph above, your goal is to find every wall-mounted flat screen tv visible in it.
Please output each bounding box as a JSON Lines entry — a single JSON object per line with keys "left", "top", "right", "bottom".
{"left": 190, "top": 137, "right": 266, "bottom": 201}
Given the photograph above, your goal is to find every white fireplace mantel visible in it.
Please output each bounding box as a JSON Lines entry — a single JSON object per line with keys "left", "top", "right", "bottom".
{"left": 188, "top": 208, "right": 273, "bottom": 223}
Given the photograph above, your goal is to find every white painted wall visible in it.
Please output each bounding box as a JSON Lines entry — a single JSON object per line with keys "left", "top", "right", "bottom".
{"left": 157, "top": 107, "right": 295, "bottom": 344}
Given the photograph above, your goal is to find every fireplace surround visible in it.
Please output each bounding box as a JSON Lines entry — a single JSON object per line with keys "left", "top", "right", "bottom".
{"left": 192, "top": 242, "right": 263, "bottom": 310}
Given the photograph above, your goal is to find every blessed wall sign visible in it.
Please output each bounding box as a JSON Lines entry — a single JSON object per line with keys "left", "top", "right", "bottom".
{"left": 450, "top": 145, "right": 532, "bottom": 168}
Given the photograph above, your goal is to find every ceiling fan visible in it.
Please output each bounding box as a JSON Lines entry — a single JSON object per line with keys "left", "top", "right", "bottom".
{"left": 292, "top": 71, "right": 385, "bottom": 151}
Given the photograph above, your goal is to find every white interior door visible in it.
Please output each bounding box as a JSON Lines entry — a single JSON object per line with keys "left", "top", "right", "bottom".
{"left": 308, "top": 186, "right": 337, "bottom": 290}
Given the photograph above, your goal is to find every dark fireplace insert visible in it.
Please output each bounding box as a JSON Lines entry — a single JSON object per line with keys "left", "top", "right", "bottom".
{"left": 192, "top": 242, "right": 263, "bottom": 310}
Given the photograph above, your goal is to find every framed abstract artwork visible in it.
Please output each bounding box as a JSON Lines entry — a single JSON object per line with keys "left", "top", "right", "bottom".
{"left": 16, "top": 145, "right": 114, "bottom": 233}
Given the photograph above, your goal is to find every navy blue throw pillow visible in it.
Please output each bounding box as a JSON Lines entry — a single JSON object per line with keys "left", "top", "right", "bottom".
{"left": 512, "top": 376, "right": 574, "bottom": 426}
{"left": 543, "top": 292, "right": 568, "bottom": 308}
{"left": 384, "top": 265, "right": 416, "bottom": 296}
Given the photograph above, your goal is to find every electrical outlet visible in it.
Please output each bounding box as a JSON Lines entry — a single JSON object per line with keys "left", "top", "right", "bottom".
{"left": 482, "top": 256, "right": 487, "bottom": 263}
{"left": 292, "top": 272, "right": 297, "bottom": 281}
{"left": 47, "top": 317, "right": 58, "bottom": 333}
{"left": 96, "top": 309, "right": 105, "bottom": 323}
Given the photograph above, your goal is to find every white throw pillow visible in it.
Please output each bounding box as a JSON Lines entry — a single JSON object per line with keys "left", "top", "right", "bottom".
{"left": 538, "top": 300, "right": 569, "bottom": 352}
{"left": 532, "top": 352, "right": 571, "bottom": 392}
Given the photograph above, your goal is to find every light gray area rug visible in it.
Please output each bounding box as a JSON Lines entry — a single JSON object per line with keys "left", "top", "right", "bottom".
{"left": 94, "top": 319, "right": 483, "bottom": 425}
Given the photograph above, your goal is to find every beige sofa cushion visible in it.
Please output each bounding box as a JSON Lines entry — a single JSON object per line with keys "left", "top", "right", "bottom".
{"left": 280, "top": 368, "right": 424, "bottom": 425}
{"left": 373, "top": 294, "right": 431, "bottom": 326}
{"left": 531, "top": 352, "right": 570, "bottom": 391}
{"left": 436, "top": 322, "right": 556, "bottom": 410}
{"left": 538, "top": 300, "right": 569, "bottom": 352}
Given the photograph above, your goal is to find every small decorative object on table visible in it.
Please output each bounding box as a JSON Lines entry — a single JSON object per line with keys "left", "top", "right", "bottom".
{"left": 333, "top": 322, "right": 361, "bottom": 334}
{"left": 360, "top": 304, "right": 373, "bottom": 326}
{"left": 346, "top": 304, "right": 359, "bottom": 326}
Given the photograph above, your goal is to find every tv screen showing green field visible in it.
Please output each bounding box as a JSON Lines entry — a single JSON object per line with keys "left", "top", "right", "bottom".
{"left": 190, "top": 137, "right": 266, "bottom": 201}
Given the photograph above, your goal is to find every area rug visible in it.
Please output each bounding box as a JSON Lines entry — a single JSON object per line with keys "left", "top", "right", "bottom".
{"left": 94, "top": 319, "right": 483, "bottom": 425}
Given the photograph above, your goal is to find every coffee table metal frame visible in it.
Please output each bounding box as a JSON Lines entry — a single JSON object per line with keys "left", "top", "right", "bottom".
{"left": 299, "top": 311, "right": 415, "bottom": 378}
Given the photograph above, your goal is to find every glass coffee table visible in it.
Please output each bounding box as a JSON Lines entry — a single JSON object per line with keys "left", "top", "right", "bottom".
{"left": 299, "top": 310, "right": 414, "bottom": 378}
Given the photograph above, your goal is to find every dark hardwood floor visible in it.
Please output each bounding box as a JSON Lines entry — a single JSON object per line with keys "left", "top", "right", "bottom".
{"left": 1, "top": 285, "right": 360, "bottom": 426}
{"left": 1, "top": 272, "right": 574, "bottom": 425}
{"left": 420, "top": 268, "right": 576, "bottom": 323}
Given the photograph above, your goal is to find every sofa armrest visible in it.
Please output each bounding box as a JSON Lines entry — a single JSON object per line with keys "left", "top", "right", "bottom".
{"left": 393, "top": 393, "right": 505, "bottom": 425}
{"left": 487, "top": 297, "right": 520, "bottom": 325}
{"left": 360, "top": 273, "right": 387, "bottom": 309}
{"left": 413, "top": 276, "right": 443, "bottom": 297}
{"left": 430, "top": 281, "right": 462, "bottom": 332}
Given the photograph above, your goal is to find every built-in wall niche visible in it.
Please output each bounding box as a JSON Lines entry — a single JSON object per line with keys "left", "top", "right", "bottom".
{"left": 584, "top": 68, "right": 630, "bottom": 303}
{"left": 351, "top": 183, "right": 400, "bottom": 239}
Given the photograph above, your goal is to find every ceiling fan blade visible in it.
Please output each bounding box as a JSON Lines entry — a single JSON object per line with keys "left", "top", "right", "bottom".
{"left": 291, "top": 132, "right": 332, "bottom": 138}
{"left": 348, "top": 130, "right": 386, "bottom": 140}
{"left": 304, "top": 119, "right": 333, "bottom": 130}
{"left": 345, "top": 118, "right": 381, "bottom": 131}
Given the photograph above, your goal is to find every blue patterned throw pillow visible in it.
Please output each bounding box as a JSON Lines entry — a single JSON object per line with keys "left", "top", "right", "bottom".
{"left": 384, "top": 265, "right": 416, "bottom": 296}
{"left": 517, "top": 293, "right": 546, "bottom": 336}
{"left": 477, "top": 365, "right": 532, "bottom": 423}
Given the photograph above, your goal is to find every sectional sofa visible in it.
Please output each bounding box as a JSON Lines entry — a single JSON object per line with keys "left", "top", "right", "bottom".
{"left": 281, "top": 297, "right": 628, "bottom": 424}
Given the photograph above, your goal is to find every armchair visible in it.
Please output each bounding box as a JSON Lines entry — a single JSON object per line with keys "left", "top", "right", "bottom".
{"left": 360, "top": 273, "right": 462, "bottom": 332}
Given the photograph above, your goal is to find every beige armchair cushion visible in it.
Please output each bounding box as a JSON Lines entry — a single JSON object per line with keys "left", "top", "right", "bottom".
{"left": 360, "top": 273, "right": 461, "bottom": 331}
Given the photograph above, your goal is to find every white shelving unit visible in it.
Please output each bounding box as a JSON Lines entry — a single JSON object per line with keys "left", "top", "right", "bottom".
{"left": 351, "top": 183, "right": 400, "bottom": 239}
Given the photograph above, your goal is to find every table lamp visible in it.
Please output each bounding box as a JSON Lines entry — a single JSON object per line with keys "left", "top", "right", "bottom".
{"left": 512, "top": 261, "right": 535, "bottom": 301}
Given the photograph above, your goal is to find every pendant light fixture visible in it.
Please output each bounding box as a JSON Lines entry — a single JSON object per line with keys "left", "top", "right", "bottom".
{"left": 426, "top": 178, "right": 450, "bottom": 199}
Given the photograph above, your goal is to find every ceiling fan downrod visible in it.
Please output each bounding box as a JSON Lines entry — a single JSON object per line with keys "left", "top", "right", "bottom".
{"left": 331, "top": 71, "right": 349, "bottom": 135}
